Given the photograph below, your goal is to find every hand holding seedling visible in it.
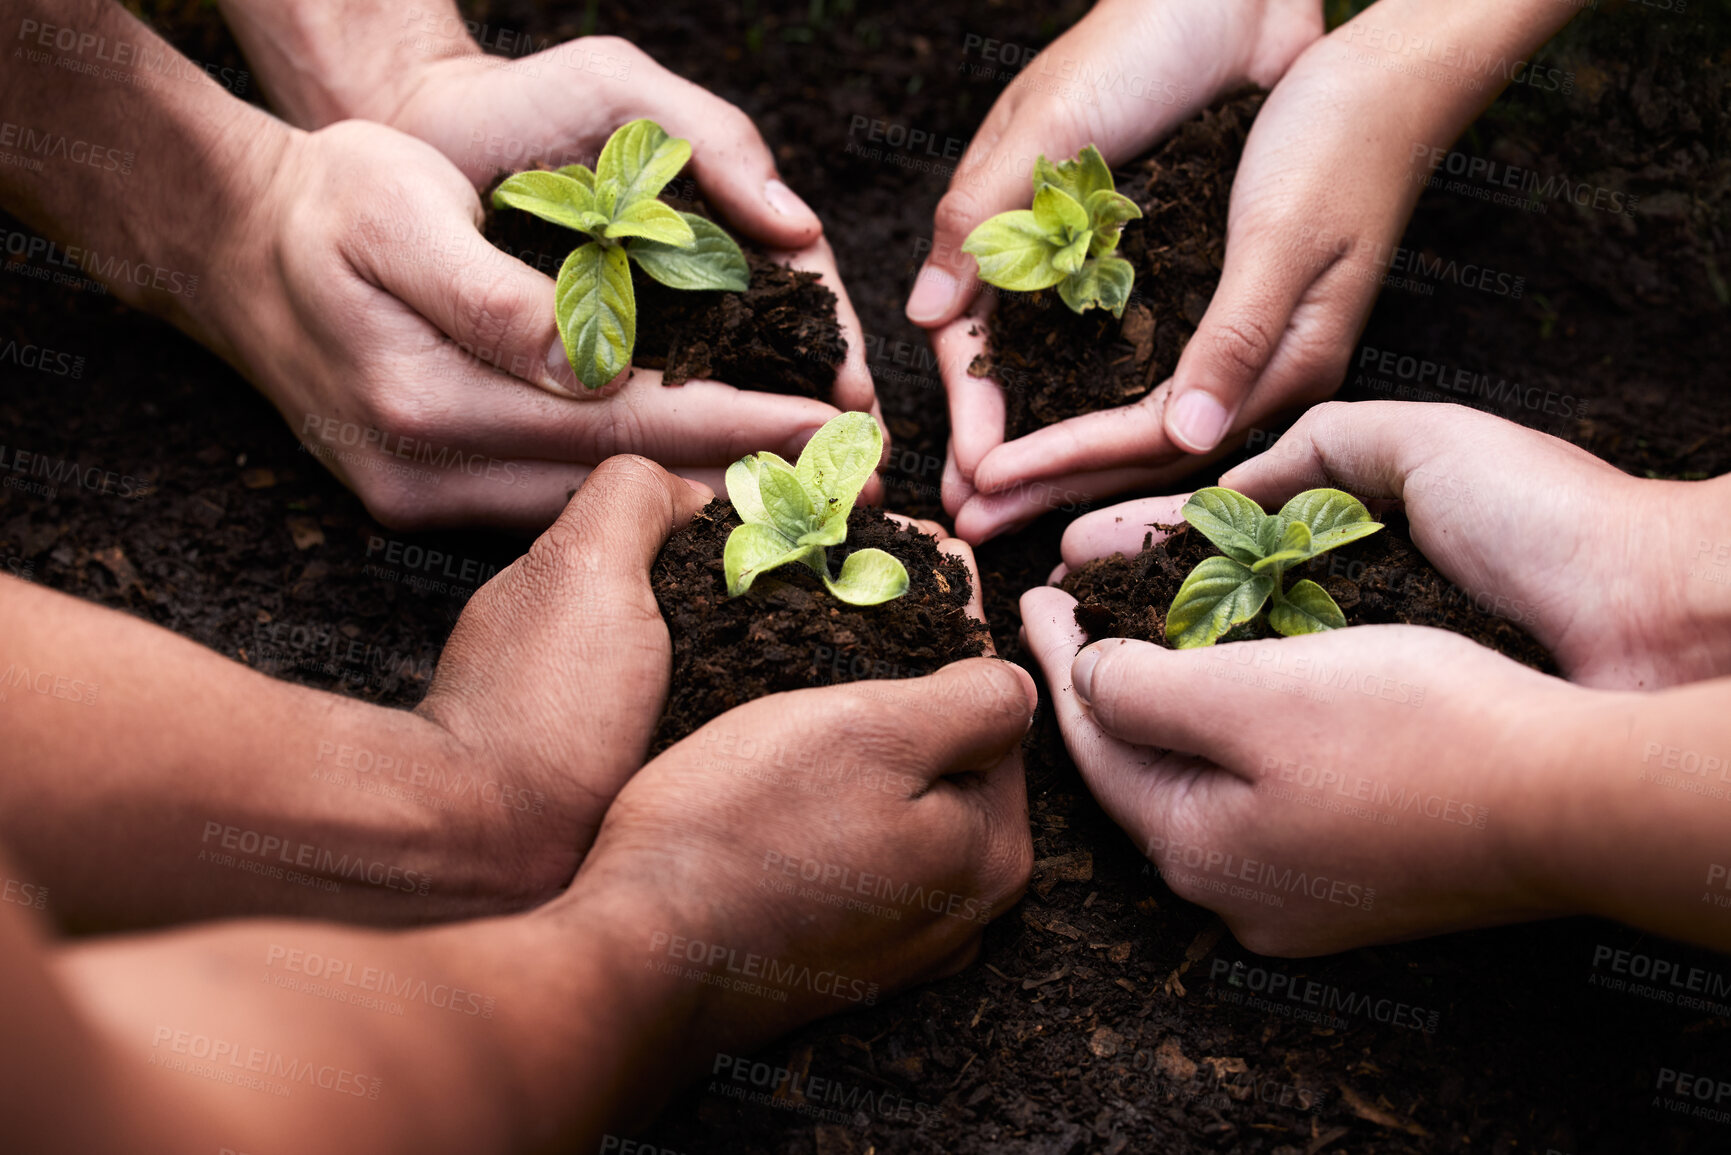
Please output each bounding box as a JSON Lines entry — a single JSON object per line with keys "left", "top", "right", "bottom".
{"left": 909, "top": 0, "right": 1324, "bottom": 542}
{"left": 217, "top": 0, "right": 880, "bottom": 416}
{"left": 1063, "top": 402, "right": 1731, "bottom": 690}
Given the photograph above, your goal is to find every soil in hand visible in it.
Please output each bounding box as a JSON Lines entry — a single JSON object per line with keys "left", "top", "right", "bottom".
{"left": 1060, "top": 515, "right": 1556, "bottom": 672}
{"left": 481, "top": 184, "right": 844, "bottom": 400}
{"left": 649, "top": 499, "right": 991, "bottom": 753}
{"left": 976, "top": 93, "right": 1262, "bottom": 442}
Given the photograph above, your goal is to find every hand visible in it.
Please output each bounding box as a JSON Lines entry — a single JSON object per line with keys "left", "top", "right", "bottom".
{"left": 567, "top": 653, "right": 1038, "bottom": 1057}
{"left": 1059, "top": 401, "right": 1731, "bottom": 691}
{"left": 926, "top": 0, "right": 1576, "bottom": 544}
{"left": 1020, "top": 590, "right": 1580, "bottom": 955}
{"left": 206, "top": 119, "right": 846, "bottom": 531}
{"left": 907, "top": 0, "right": 1324, "bottom": 542}
{"left": 381, "top": 39, "right": 878, "bottom": 421}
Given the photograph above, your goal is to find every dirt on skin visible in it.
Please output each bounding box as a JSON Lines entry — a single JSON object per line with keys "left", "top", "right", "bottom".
{"left": 1060, "top": 517, "right": 1556, "bottom": 674}
{"left": 649, "top": 498, "right": 990, "bottom": 753}
{"left": 974, "top": 94, "right": 1262, "bottom": 441}
{"left": 482, "top": 183, "right": 845, "bottom": 399}
{"left": 5, "top": 0, "right": 1731, "bottom": 1152}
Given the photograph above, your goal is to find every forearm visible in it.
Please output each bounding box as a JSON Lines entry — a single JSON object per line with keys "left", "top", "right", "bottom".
{"left": 0, "top": 575, "right": 562, "bottom": 931}
{"left": 214, "top": 0, "right": 482, "bottom": 128}
{"left": 0, "top": 0, "right": 287, "bottom": 352}
{"left": 23, "top": 880, "right": 688, "bottom": 1153}
{"left": 1528, "top": 677, "right": 1731, "bottom": 952}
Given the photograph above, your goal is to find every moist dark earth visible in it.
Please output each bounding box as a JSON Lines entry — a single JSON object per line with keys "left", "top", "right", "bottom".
{"left": 649, "top": 500, "right": 988, "bottom": 753}
{"left": 980, "top": 93, "right": 1262, "bottom": 441}
{"left": 4, "top": 2, "right": 1731, "bottom": 1153}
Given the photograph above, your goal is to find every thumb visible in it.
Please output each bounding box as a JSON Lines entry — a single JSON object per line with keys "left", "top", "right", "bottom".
{"left": 537, "top": 454, "right": 712, "bottom": 586}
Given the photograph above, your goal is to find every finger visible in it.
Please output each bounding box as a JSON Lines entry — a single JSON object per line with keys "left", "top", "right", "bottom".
{"left": 824, "top": 658, "right": 1036, "bottom": 787}
{"left": 935, "top": 304, "right": 1003, "bottom": 486}
{"left": 935, "top": 537, "right": 990, "bottom": 633}
{"left": 952, "top": 465, "right": 1157, "bottom": 546}
{"left": 778, "top": 237, "right": 878, "bottom": 416}
{"left": 941, "top": 439, "right": 977, "bottom": 520}
{"left": 620, "top": 48, "right": 823, "bottom": 248}
{"left": 1020, "top": 587, "right": 1175, "bottom": 829}
{"left": 971, "top": 386, "right": 1182, "bottom": 494}
{"left": 1217, "top": 399, "right": 1450, "bottom": 507}
{"left": 1059, "top": 495, "right": 1191, "bottom": 568}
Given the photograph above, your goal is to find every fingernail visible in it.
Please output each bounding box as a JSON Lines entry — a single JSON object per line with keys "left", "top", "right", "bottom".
{"left": 1071, "top": 646, "right": 1101, "bottom": 705}
{"left": 543, "top": 341, "right": 581, "bottom": 397}
{"left": 1168, "top": 390, "right": 1229, "bottom": 453}
{"left": 906, "top": 264, "right": 958, "bottom": 324}
{"left": 764, "top": 179, "right": 816, "bottom": 224}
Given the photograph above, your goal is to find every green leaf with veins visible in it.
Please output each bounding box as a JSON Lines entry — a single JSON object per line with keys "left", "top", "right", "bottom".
{"left": 1057, "top": 256, "right": 1134, "bottom": 317}
{"left": 756, "top": 455, "right": 817, "bottom": 541}
{"left": 1034, "top": 145, "right": 1114, "bottom": 204}
{"left": 556, "top": 163, "right": 597, "bottom": 190}
{"left": 1053, "top": 235, "right": 1092, "bottom": 276}
{"left": 1182, "top": 487, "right": 1269, "bottom": 565}
{"left": 597, "top": 118, "right": 692, "bottom": 210}
{"left": 555, "top": 242, "right": 634, "bottom": 390}
{"left": 1278, "top": 488, "right": 1385, "bottom": 553}
{"left": 1084, "top": 189, "right": 1142, "bottom": 256}
{"left": 605, "top": 198, "right": 696, "bottom": 245}
{"left": 1165, "top": 556, "right": 1276, "bottom": 649}
{"left": 726, "top": 457, "right": 770, "bottom": 525}
{"left": 824, "top": 548, "right": 910, "bottom": 606}
{"left": 628, "top": 214, "right": 749, "bottom": 291}
{"left": 962, "top": 210, "right": 1066, "bottom": 291}
{"left": 1032, "top": 185, "right": 1090, "bottom": 237}
{"left": 491, "top": 171, "right": 598, "bottom": 233}
{"left": 1268, "top": 579, "right": 1346, "bottom": 635}
{"left": 795, "top": 411, "right": 881, "bottom": 537}
{"left": 1252, "top": 519, "right": 1313, "bottom": 574}
{"left": 724, "top": 522, "right": 812, "bottom": 597}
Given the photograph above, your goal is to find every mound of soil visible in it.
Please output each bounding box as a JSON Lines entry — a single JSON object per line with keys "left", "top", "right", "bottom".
{"left": 482, "top": 186, "right": 844, "bottom": 399}
{"left": 649, "top": 499, "right": 991, "bottom": 752}
{"left": 975, "top": 93, "right": 1262, "bottom": 441}
{"left": 1060, "top": 516, "right": 1556, "bottom": 672}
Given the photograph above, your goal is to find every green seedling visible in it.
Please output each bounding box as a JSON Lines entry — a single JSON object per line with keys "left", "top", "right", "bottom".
{"left": 1165, "top": 487, "right": 1385, "bottom": 648}
{"left": 723, "top": 412, "right": 909, "bottom": 607}
{"left": 960, "top": 144, "right": 1142, "bottom": 317}
{"left": 491, "top": 118, "right": 749, "bottom": 390}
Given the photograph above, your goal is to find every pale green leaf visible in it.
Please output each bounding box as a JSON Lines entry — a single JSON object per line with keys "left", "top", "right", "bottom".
{"left": 1032, "top": 184, "right": 1089, "bottom": 238}
{"left": 724, "top": 522, "right": 807, "bottom": 597}
{"left": 1182, "top": 487, "right": 1268, "bottom": 564}
{"left": 491, "top": 171, "right": 598, "bottom": 234}
{"left": 605, "top": 198, "right": 696, "bottom": 245}
{"left": 1268, "top": 579, "right": 1347, "bottom": 636}
{"left": 1278, "top": 488, "right": 1385, "bottom": 554}
{"left": 1052, "top": 233, "right": 1092, "bottom": 275}
{"left": 1084, "top": 189, "right": 1141, "bottom": 256}
{"left": 597, "top": 118, "right": 692, "bottom": 210}
{"left": 1056, "top": 256, "right": 1134, "bottom": 317}
{"left": 757, "top": 455, "right": 817, "bottom": 541}
{"left": 628, "top": 214, "right": 750, "bottom": 291}
{"left": 1251, "top": 519, "right": 1313, "bottom": 573}
{"left": 555, "top": 242, "right": 635, "bottom": 391}
{"left": 823, "top": 548, "right": 911, "bottom": 606}
{"left": 1165, "top": 556, "right": 1275, "bottom": 649}
{"left": 556, "top": 164, "right": 597, "bottom": 190}
{"left": 1033, "top": 145, "right": 1115, "bottom": 204}
{"left": 961, "top": 211, "right": 1066, "bottom": 292}
{"left": 794, "top": 412, "right": 881, "bottom": 540}
{"left": 726, "top": 456, "right": 769, "bottom": 525}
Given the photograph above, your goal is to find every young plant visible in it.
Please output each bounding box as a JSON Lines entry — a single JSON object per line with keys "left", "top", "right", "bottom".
{"left": 960, "top": 144, "right": 1142, "bottom": 317}
{"left": 490, "top": 118, "right": 750, "bottom": 390}
{"left": 723, "top": 412, "right": 909, "bottom": 607}
{"left": 1165, "top": 487, "right": 1385, "bottom": 649}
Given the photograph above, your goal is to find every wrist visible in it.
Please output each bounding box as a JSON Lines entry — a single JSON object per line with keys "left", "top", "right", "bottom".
{"left": 1651, "top": 475, "right": 1731, "bottom": 681}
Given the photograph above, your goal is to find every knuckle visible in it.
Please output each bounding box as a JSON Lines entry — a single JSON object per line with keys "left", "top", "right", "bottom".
{"left": 454, "top": 268, "right": 538, "bottom": 356}
{"left": 364, "top": 387, "right": 441, "bottom": 445}
{"left": 361, "top": 479, "right": 430, "bottom": 532}
{"left": 932, "top": 189, "right": 986, "bottom": 253}
{"left": 1207, "top": 316, "right": 1277, "bottom": 380}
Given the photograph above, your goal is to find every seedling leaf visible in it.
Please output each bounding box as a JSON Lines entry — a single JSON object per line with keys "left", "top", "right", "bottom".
{"left": 757, "top": 455, "right": 817, "bottom": 541}
{"left": 1032, "top": 184, "right": 1089, "bottom": 237}
{"left": 961, "top": 211, "right": 1066, "bottom": 291}
{"left": 555, "top": 242, "right": 634, "bottom": 390}
{"left": 628, "top": 214, "right": 750, "bottom": 291}
{"left": 824, "top": 548, "right": 911, "bottom": 606}
{"left": 598, "top": 118, "right": 692, "bottom": 210}
{"left": 1034, "top": 145, "right": 1114, "bottom": 204}
{"left": 605, "top": 198, "right": 696, "bottom": 245}
{"left": 1057, "top": 256, "right": 1134, "bottom": 318}
{"left": 795, "top": 411, "right": 880, "bottom": 539}
{"left": 1165, "top": 556, "right": 1274, "bottom": 649}
{"left": 1251, "top": 519, "right": 1313, "bottom": 573}
{"left": 726, "top": 457, "right": 769, "bottom": 525}
{"left": 725, "top": 522, "right": 810, "bottom": 597}
{"left": 1182, "top": 487, "right": 1267, "bottom": 565}
{"left": 1268, "top": 579, "right": 1346, "bottom": 635}
{"left": 1278, "top": 488, "right": 1384, "bottom": 553}
{"left": 491, "top": 171, "right": 597, "bottom": 232}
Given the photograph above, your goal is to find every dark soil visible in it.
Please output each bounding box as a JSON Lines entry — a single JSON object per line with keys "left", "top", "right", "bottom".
{"left": 649, "top": 499, "right": 989, "bottom": 752}
{"left": 1061, "top": 517, "right": 1557, "bottom": 674}
{"left": 976, "top": 94, "right": 1261, "bottom": 441}
{"left": 7, "top": 0, "right": 1731, "bottom": 1153}
{"left": 482, "top": 184, "right": 844, "bottom": 398}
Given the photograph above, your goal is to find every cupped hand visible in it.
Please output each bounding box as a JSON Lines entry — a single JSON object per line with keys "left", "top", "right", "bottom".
{"left": 384, "top": 39, "right": 878, "bottom": 420}
{"left": 208, "top": 119, "right": 847, "bottom": 531}
{"left": 564, "top": 653, "right": 1037, "bottom": 1055}
{"left": 1020, "top": 588, "right": 1585, "bottom": 955}
{"left": 908, "top": 0, "right": 1324, "bottom": 542}
{"left": 1060, "top": 401, "right": 1731, "bottom": 691}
